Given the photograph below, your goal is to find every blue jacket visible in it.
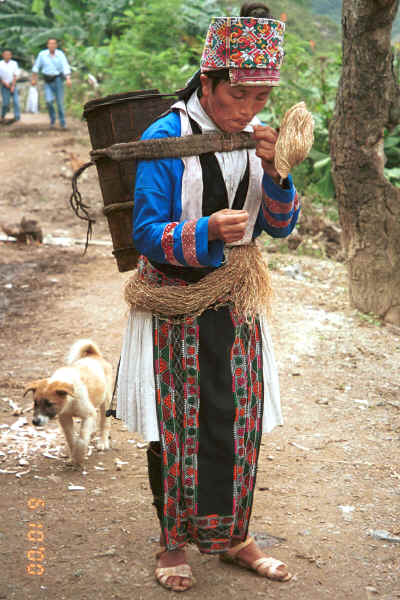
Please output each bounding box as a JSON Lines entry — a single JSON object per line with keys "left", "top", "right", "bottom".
{"left": 133, "top": 110, "right": 300, "bottom": 268}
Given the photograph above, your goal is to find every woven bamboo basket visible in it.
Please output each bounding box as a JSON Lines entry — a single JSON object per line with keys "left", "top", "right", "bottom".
{"left": 83, "top": 90, "right": 175, "bottom": 272}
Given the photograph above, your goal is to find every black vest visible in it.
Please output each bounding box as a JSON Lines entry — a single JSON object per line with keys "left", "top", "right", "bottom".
{"left": 150, "top": 114, "right": 250, "bottom": 282}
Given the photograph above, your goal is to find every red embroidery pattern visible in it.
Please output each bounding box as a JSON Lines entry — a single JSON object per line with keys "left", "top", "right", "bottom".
{"left": 262, "top": 191, "right": 294, "bottom": 214}
{"left": 154, "top": 316, "right": 200, "bottom": 551}
{"left": 153, "top": 305, "right": 264, "bottom": 553}
{"left": 201, "top": 17, "right": 284, "bottom": 72}
{"left": 262, "top": 211, "right": 292, "bottom": 228}
{"left": 138, "top": 256, "right": 187, "bottom": 287}
{"left": 161, "top": 222, "right": 183, "bottom": 266}
{"left": 261, "top": 190, "right": 299, "bottom": 228}
{"left": 230, "top": 312, "right": 263, "bottom": 540}
{"left": 181, "top": 220, "right": 202, "bottom": 267}
{"left": 230, "top": 67, "right": 280, "bottom": 86}
{"left": 181, "top": 322, "right": 200, "bottom": 518}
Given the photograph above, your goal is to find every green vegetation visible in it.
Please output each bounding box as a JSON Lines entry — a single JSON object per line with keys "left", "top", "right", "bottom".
{"left": 310, "top": 0, "right": 400, "bottom": 40}
{"left": 258, "top": 29, "right": 342, "bottom": 205}
{"left": 384, "top": 124, "right": 400, "bottom": 186}
{"left": 1, "top": 0, "right": 399, "bottom": 207}
{"left": 311, "top": 0, "right": 341, "bottom": 22}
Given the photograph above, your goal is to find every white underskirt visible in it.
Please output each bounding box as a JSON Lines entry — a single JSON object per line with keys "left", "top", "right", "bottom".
{"left": 116, "top": 310, "right": 283, "bottom": 442}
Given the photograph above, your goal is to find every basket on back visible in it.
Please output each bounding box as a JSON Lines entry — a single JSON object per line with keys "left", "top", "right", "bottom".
{"left": 83, "top": 90, "right": 175, "bottom": 272}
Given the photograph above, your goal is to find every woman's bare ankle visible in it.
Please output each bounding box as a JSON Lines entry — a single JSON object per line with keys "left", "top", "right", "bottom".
{"left": 158, "top": 547, "right": 186, "bottom": 567}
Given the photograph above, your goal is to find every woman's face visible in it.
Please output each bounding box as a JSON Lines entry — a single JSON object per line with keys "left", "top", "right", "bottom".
{"left": 200, "top": 75, "right": 272, "bottom": 133}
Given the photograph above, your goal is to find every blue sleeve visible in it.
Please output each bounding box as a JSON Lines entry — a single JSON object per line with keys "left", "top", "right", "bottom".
{"left": 59, "top": 51, "right": 71, "bottom": 76}
{"left": 254, "top": 173, "right": 301, "bottom": 239}
{"left": 133, "top": 112, "right": 224, "bottom": 267}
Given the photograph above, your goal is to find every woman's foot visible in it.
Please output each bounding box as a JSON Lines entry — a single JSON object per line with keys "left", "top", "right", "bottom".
{"left": 155, "top": 547, "right": 195, "bottom": 592}
{"left": 221, "top": 537, "right": 292, "bottom": 581}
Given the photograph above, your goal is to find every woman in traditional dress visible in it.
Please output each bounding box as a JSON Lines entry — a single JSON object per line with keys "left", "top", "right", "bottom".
{"left": 117, "top": 2, "right": 300, "bottom": 592}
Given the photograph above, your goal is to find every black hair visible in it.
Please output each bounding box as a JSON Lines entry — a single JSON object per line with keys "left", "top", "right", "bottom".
{"left": 47, "top": 37, "right": 58, "bottom": 44}
{"left": 176, "top": 70, "right": 202, "bottom": 101}
{"left": 240, "top": 2, "right": 271, "bottom": 18}
{"left": 175, "top": 69, "right": 230, "bottom": 101}
{"left": 204, "top": 69, "right": 230, "bottom": 91}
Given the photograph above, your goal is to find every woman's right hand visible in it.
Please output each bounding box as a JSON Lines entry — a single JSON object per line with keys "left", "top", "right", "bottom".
{"left": 208, "top": 208, "right": 248, "bottom": 243}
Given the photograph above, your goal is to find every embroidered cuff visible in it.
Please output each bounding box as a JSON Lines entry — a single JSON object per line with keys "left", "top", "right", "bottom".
{"left": 180, "top": 219, "right": 202, "bottom": 267}
{"left": 161, "top": 222, "right": 184, "bottom": 266}
{"left": 161, "top": 218, "right": 225, "bottom": 267}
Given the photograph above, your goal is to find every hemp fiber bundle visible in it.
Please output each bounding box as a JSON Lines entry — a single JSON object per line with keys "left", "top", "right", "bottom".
{"left": 124, "top": 243, "right": 272, "bottom": 322}
{"left": 274, "top": 101, "right": 314, "bottom": 179}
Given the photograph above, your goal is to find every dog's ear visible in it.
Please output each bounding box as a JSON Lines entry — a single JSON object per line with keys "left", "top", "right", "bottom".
{"left": 23, "top": 380, "right": 45, "bottom": 397}
{"left": 48, "top": 382, "right": 74, "bottom": 398}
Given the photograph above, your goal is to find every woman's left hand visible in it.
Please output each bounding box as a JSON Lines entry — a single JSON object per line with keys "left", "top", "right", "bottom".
{"left": 253, "top": 125, "right": 280, "bottom": 184}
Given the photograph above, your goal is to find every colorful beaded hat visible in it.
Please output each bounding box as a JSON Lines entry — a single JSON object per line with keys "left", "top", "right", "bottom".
{"left": 200, "top": 16, "right": 285, "bottom": 86}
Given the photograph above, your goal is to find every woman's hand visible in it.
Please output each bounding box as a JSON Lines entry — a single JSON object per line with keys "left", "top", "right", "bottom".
{"left": 208, "top": 208, "right": 248, "bottom": 242}
{"left": 253, "top": 124, "right": 280, "bottom": 184}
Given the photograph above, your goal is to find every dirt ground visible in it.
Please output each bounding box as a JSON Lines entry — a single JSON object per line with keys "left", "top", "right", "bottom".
{"left": 1, "top": 113, "right": 399, "bottom": 600}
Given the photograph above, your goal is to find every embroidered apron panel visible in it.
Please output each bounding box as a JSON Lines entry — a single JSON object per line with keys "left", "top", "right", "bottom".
{"left": 153, "top": 306, "right": 264, "bottom": 553}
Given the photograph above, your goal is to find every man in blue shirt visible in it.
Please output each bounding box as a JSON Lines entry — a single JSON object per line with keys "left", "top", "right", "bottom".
{"left": 31, "top": 38, "right": 72, "bottom": 129}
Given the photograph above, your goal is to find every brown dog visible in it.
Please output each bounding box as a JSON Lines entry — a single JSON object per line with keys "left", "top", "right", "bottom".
{"left": 24, "top": 340, "right": 113, "bottom": 466}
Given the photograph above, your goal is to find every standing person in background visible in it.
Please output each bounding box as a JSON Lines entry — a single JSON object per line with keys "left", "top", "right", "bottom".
{"left": 0, "top": 49, "right": 21, "bottom": 123}
{"left": 31, "top": 38, "right": 71, "bottom": 129}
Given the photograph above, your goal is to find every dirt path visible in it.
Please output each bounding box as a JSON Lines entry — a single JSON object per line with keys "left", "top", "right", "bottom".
{"left": 1, "top": 114, "right": 400, "bottom": 600}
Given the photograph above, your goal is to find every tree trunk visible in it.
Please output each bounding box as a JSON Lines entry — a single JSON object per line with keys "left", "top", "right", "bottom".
{"left": 330, "top": 0, "right": 400, "bottom": 325}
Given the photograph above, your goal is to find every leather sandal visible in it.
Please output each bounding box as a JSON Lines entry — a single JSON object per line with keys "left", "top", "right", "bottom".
{"left": 220, "top": 537, "right": 292, "bottom": 582}
{"left": 155, "top": 547, "right": 196, "bottom": 592}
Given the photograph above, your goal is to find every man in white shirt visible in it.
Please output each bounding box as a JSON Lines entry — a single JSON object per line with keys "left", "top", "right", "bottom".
{"left": 0, "top": 49, "right": 21, "bottom": 122}
{"left": 31, "top": 38, "right": 72, "bottom": 129}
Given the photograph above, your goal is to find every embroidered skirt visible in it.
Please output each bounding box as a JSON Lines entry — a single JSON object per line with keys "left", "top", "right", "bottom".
{"left": 153, "top": 305, "right": 263, "bottom": 553}
{"left": 117, "top": 257, "right": 282, "bottom": 553}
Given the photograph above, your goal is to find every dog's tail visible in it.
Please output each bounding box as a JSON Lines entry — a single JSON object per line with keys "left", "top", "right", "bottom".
{"left": 67, "top": 339, "right": 103, "bottom": 364}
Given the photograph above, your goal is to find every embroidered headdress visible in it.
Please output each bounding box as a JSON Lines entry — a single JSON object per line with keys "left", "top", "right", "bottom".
{"left": 200, "top": 16, "right": 285, "bottom": 86}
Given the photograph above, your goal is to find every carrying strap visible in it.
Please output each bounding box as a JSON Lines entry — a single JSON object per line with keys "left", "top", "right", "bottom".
{"left": 105, "top": 357, "right": 120, "bottom": 418}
